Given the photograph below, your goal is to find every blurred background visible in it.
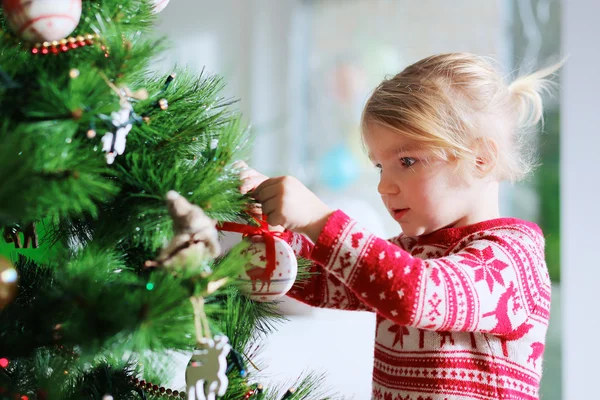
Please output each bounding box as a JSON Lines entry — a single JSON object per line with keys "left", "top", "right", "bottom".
{"left": 152, "top": 0, "right": 563, "bottom": 398}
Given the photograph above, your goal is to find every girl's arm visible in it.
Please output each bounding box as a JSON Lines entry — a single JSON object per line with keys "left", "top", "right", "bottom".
{"left": 284, "top": 231, "right": 373, "bottom": 312}
{"left": 307, "top": 210, "right": 550, "bottom": 334}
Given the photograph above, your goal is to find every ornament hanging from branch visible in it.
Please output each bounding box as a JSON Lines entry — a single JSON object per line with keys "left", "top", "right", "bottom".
{"left": 237, "top": 236, "right": 297, "bottom": 302}
{"left": 186, "top": 293, "right": 231, "bottom": 400}
{"left": 101, "top": 104, "right": 134, "bottom": 165}
{"left": 2, "top": 0, "right": 82, "bottom": 42}
{"left": 219, "top": 217, "right": 298, "bottom": 302}
{"left": 145, "top": 191, "right": 221, "bottom": 270}
{"left": 96, "top": 73, "right": 171, "bottom": 163}
{"left": 97, "top": 73, "right": 149, "bottom": 164}
{"left": 3, "top": 222, "right": 38, "bottom": 248}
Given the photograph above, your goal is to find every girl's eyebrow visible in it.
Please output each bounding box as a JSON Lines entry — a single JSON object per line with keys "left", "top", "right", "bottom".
{"left": 368, "top": 144, "right": 422, "bottom": 161}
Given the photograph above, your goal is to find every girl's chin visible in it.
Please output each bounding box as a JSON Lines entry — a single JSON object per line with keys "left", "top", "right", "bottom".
{"left": 397, "top": 222, "right": 433, "bottom": 238}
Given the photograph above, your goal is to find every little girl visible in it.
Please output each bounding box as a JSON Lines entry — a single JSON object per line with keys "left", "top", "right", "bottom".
{"left": 239, "top": 53, "right": 557, "bottom": 400}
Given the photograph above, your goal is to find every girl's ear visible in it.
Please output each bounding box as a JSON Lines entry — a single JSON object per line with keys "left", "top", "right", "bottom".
{"left": 472, "top": 137, "right": 499, "bottom": 177}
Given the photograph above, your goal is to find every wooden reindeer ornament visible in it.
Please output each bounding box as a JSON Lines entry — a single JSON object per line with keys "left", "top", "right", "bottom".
{"left": 186, "top": 279, "right": 230, "bottom": 400}
{"left": 145, "top": 191, "right": 220, "bottom": 270}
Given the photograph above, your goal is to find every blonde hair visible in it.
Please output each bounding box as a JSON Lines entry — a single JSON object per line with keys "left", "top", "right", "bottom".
{"left": 361, "top": 53, "right": 561, "bottom": 182}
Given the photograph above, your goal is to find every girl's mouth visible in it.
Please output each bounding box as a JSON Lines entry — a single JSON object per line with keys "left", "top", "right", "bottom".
{"left": 392, "top": 208, "right": 409, "bottom": 221}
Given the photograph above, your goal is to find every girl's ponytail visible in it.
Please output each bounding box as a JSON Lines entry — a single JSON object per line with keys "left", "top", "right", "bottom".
{"left": 508, "top": 62, "right": 563, "bottom": 129}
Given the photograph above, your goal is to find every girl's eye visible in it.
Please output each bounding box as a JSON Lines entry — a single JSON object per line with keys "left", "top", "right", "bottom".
{"left": 400, "top": 157, "right": 416, "bottom": 168}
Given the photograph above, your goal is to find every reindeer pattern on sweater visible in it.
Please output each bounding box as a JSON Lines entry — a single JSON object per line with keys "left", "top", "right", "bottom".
{"left": 286, "top": 210, "right": 551, "bottom": 400}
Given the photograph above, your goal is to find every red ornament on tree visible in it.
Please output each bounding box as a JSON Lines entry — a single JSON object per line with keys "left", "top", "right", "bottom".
{"left": 2, "top": 0, "right": 82, "bottom": 42}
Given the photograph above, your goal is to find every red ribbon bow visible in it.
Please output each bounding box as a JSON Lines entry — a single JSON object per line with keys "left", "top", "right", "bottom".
{"left": 218, "top": 216, "right": 289, "bottom": 274}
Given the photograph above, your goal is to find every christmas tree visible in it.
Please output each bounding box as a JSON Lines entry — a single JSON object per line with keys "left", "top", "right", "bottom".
{"left": 0, "top": 1, "right": 330, "bottom": 399}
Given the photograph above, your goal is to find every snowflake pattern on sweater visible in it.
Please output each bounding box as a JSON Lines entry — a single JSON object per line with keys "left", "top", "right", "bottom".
{"left": 286, "top": 210, "right": 551, "bottom": 400}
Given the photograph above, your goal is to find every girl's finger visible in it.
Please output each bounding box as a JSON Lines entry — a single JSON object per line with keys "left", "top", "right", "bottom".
{"left": 240, "top": 180, "right": 259, "bottom": 194}
{"left": 233, "top": 160, "right": 249, "bottom": 170}
{"left": 260, "top": 197, "right": 280, "bottom": 220}
{"left": 240, "top": 175, "right": 267, "bottom": 194}
{"left": 253, "top": 180, "right": 280, "bottom": 202}
{"left": 254, "top": 176, "right": 285, "bottom": 192}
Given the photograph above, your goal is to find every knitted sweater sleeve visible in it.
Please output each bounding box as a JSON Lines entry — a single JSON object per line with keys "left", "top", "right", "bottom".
{"left": 284, "top": 230, "right": 373, "bottom": 311}
{"left": 309, "top": 210, "right": 547, "bottom": 334}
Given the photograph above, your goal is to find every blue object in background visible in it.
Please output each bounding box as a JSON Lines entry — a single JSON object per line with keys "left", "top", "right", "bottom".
{"left": 318, "top": 145, "right": 360, "bottom": 191}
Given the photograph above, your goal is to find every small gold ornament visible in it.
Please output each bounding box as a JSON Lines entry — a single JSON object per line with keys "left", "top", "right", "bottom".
{"left": 0, "top": 256, "right": 18, "bottom": 310}
{"left": 158, "top": 98, "right": 168, "bottom": 111}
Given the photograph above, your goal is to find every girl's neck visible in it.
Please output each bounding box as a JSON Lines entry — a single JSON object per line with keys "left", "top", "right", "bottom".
{"left": 453, "top": 180, "right": 501, "bottom": 228}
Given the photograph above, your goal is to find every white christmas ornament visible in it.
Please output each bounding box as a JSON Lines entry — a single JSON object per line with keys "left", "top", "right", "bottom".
{"left": 186, "top": 336, "right": 231, "bottom": 400}
{"left": 101, "top": 106, "right": 133, "bottom": 165}
{"left": 236, "top": 236, "right": 298, "bottom": 302}
{"left": 151, "top": 0, "right": 170, "bottom": 13}
{"left": 2, "top": 0, "right": 82, "bottom": 42}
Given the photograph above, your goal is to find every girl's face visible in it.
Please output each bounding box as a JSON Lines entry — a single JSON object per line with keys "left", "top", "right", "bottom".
{"left": 363, "top": 123, "right": 483, "bottom": 237}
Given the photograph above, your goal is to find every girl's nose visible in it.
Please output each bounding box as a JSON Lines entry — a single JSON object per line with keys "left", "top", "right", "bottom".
{"left": 377, "top": 171, "right": 400, "bottom": 195}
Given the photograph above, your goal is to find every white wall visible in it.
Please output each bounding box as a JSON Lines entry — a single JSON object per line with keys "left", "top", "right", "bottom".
{"left": 155, "top": 0, "right": 253, "bottom": 117}
{"left": 561, "top": 0, "right": 600, "bottom": 398}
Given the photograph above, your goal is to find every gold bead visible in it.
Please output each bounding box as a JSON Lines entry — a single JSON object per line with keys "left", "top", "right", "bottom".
{"left": 71, "top": 108, "right": 83, "bottom": 120}
{"left": 42, "top": 41, "right": 50, "bottom": 47}
{"left": 158, "top": 98, "right": 168, "bottom": 110}
{"left": 51, "top": 40, "right": 59, "bottom": 46}
{"left": 86, "top": 34, "right": 94, "bottom": 41}
{"left": 68, "top": 37, "right": 76, "bottom": 43}
{"left": 86, "top": 129, "right": 96, "bottom": 139}
{"left": 76, "top": 36, "right": 84, "bottom": 42}
{"left": 69, "top": 69, "right": 80, "bottom": 79}
{"left": 60, "top": 39, "right": 68, "bottom": 45}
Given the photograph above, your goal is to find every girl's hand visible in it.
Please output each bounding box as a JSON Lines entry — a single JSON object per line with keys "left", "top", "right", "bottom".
{"left": 253, "top": 176, "right": 333, "bottom": 242}
{"left": 234, "top": 161, "right": 284, "bottom": 232}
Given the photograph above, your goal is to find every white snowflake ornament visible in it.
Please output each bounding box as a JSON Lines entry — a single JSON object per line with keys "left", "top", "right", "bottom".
{"left": 186, "top": 336, "right": 231, "bottom": 400}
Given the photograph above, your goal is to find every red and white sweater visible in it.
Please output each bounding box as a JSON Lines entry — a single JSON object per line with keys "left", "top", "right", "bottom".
{"left": 286, "top": 210, "right": 551, "bottom": 400}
